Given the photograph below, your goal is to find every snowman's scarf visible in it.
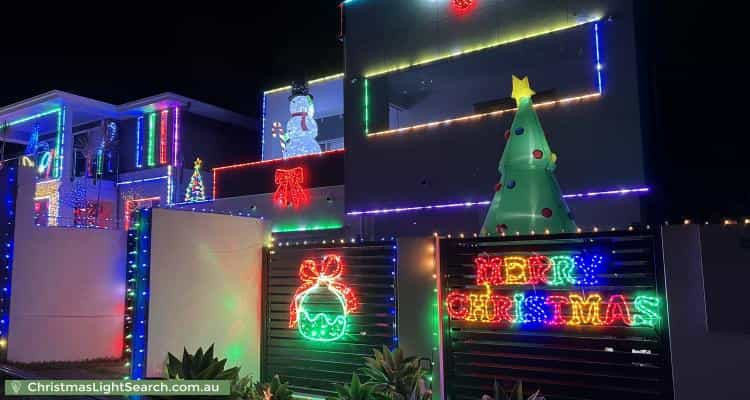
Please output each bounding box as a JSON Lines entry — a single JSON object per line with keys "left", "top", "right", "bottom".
{"left": 291, "top": 112, "right": 310, "bottom": 131}
{"left": 289, "top": 255, "right": 359, "bottom": 328}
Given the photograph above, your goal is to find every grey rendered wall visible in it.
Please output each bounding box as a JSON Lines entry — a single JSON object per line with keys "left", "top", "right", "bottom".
{"left": 9, "top": 164, "right": 126, "bottom": 363}
{"left": 146, "top": 208, "right": 264, "bottom": 379}
{"left": 396, "top": 237, "right": 442, "bottom": 399}
{"left": 661, "top": 225, "right": 750, "bottom": 399}
{"left": 343, "top": 0, "right": 646, "bottom": 232}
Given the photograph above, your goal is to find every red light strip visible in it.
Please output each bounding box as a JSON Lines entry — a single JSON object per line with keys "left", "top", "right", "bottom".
{"left": 124, "top": 196, "right": 161, "bottom": 230}
{"left": 159, "top": 110, "right": 168, "bottom": 164}
{"left": 368, "top": 92, "right": 600, "bottom": 137}
{"left": 212, "top": 149, "right": 345, "bottom": 199}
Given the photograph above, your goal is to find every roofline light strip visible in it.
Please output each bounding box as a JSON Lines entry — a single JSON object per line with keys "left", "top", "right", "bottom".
{"left": 6, "top": 108, "right": 61, "bottom": 127}
{"left": 117, "top": 176, "right": 169, "bottom": 186}
{"left": 212, "top": 149, "right": 345, "bottom": 200}
{"left": 364, "top": 17, "right": 601, "bottom": 78}
{"left": 213, "top": 149, "right": 345, "bottom": 171}
{"left": 264, "top": 73, "right": 345, "bottom": 95}
{"left": 367, "top": 92, "right": 601, "bottom": 137}
{"left": 346, "top": 187, "right": 650, "bottom": 216}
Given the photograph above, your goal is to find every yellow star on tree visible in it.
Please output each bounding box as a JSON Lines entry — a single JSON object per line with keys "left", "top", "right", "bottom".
{"left": 511, "top": 75, "right": 536, "bottom": 105}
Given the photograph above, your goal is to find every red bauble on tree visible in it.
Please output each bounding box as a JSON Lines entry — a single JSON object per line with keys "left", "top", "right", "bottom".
{"left": 453, "top": 0, "right": 473, "bottom": 10}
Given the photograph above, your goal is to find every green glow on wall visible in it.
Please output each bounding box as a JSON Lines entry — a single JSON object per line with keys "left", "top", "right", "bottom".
{"left": 147, "top": 113, "right": 156, "bottom": 167}
{"left": 271, "top": 221, "right": 343, "bottom": 233}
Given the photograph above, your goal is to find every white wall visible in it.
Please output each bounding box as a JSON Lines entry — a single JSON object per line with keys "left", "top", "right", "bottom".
{"left": 146, "top": 208, "right": 264, "bottom": 379}
{"left": 9, "top": 164, "right": 126, "bottom": 363}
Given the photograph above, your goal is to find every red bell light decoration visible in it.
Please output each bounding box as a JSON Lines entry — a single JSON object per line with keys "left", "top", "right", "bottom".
{"left": 453, "top": 0, "right": 473, "bottom": 9}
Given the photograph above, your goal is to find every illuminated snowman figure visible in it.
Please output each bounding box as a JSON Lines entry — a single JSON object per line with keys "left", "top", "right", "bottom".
{"left": 283, "top": 81, "right": 322, "bottom": 158}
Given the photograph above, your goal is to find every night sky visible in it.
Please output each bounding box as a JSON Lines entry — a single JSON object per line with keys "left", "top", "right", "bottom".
{"left": 0, "top": 2, "right": 344, "bottom": 116}
{"left": 0, "top": 1, "right": 746, "bottom": 221}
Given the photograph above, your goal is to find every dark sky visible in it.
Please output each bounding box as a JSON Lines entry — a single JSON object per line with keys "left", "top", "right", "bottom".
{"left": 0, "top": 2, "right": 344, "bottom": 117}
{"left": 1, "top": 1, "right": 747, "bottom": 221}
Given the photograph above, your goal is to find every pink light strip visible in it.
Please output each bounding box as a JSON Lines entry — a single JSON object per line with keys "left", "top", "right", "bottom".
{"left": 173, "top": 107, "right": 180, "bottom": 167}
{"left": 346, "top": 187, "right": 649, "bottom": 216}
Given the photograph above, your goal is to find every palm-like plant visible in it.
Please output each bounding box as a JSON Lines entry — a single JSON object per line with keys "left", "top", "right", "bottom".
{"left": 481, "top": 380, "right": 541, "bottom": 400}
{"left": 360, "top": 346, "right": 431, "bottom": 400}
{"left": 165, "top": 344, "right": 240, "bottom": 381}
{"left": 332, "top": 373, "right": 388, "bottom": 400}
{"left": 251, "top": 375, "right": 293, "bottom": 400}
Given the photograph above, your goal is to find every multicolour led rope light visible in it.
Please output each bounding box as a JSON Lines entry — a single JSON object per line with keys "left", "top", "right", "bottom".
{"left": 124, "top": 209, "right": 152, "bottom": 379}
{"left": 445, "top": 252, "right": 662, "bottom": 328}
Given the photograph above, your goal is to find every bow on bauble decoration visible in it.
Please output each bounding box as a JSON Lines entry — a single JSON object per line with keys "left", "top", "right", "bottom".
{"left": 289, "top": 255, "right": 359, "bottom": 330}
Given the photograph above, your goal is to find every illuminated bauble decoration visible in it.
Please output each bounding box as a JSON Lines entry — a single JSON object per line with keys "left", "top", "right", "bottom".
{"left": 284, "top": 81, "right": 322, "bottom": 159}
{"left": 289, "top": 255, "right": 358, "bottom": 342}
{"left": 453, "top": 0, "right": 473, "bottom": 9}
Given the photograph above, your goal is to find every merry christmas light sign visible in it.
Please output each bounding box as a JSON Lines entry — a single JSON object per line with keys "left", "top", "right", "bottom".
{"left": 446, "top": 254, "right": 661, "bottom": 328}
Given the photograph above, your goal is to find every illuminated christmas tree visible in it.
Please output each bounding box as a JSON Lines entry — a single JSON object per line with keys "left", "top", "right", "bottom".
{"left": 481, "top": 76, "right": 576, "bottom": 236}
{"left": 184, "top": 158, "right": 206, "bottom": 202}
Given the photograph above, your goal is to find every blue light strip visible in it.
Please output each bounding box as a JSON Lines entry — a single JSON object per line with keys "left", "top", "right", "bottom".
{"left": 391, "top": 243, "right": 398, "bottom": 348}
{"left": 261, "top": 94, "right": 267, "bottom": 160}
{"left": 117, "top": 176, "right": 169, "bottom": 186}
{"left": 136, "top": 116, "right": 144, "bottom": 168}
{"left": 346, "top": 187, "right": 650, "bottom": 216}
{"left": 123, "top": 226, "right": 137, "bottom": 375}
{"left": 0, "top": 161, "right": 17, "bottom": 359}
{"left": 594, "top": 23, "right": 604, "bottom": 93}
{"left": 128, "top": 208, "right": 152, "bottom": 379}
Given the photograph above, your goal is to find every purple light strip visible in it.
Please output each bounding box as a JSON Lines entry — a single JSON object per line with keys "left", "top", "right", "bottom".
{"left": 346, "top": 187, "right": 649, "bottom": 216}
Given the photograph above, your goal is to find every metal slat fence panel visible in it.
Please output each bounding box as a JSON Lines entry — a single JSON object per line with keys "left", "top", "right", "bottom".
{"left": 440, "top": 232, "right": 673, "bottom": 400}
{"left": 263, "top": 242, "right": 398, "bottom": 397}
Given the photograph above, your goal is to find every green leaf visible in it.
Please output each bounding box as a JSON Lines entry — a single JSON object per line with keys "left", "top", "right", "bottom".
{"left": 181, "top": 348, "right": 192, "bottom": 379}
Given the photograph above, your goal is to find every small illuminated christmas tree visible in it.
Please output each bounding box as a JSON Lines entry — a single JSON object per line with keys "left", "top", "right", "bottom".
{"left": 184, "top": 158, "right": 206, "bottom": 202}
{"left": 481, "top": 76, "right": 576, "bottom": 236}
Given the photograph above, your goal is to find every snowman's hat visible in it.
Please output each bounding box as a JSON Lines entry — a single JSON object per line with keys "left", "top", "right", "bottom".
{"left": 289, "top": 80, "right": 314, "bottom": 101}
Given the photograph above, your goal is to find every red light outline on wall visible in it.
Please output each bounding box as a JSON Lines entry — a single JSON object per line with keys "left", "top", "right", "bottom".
{"left": 273, "top": 167, "right": 309, "bottom": 209}
{"left": 211, "top": 149, "right": 344, "bottom": 200}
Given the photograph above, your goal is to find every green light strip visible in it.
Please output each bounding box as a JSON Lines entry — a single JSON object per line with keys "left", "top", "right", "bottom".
{"left": 271, "top": 222, "right": 343, "bottom": 233}
{"left": 363, "top": 79, "right": 370, "bottom": 134}
{"left": 53, "top": 107, "right": 65, "bottom": 179}
{"left": 147, "top": 113, "right": 156, "bottom": 167}
{"left": 7, "top": 108, "right": 61, "bottom": 127}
